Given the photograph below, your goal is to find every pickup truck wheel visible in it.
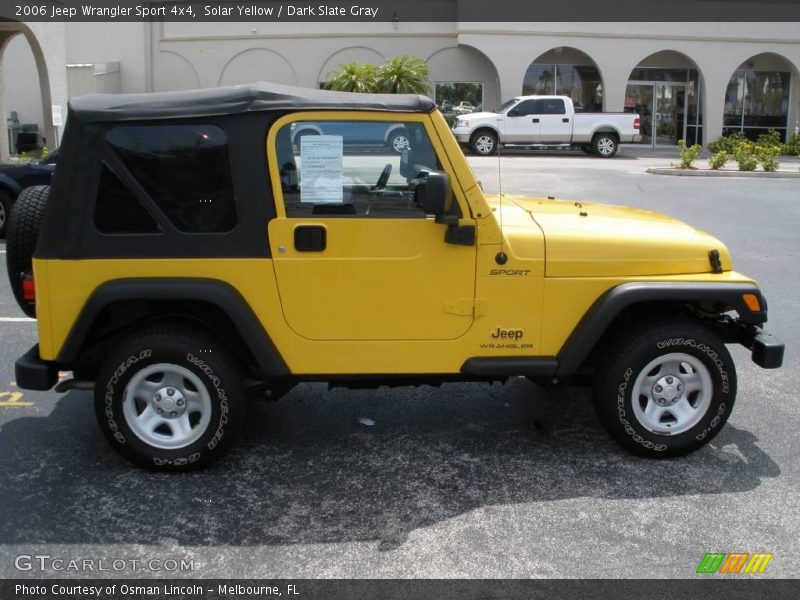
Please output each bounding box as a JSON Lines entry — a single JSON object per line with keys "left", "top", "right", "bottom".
{"left": 593, "top": 320, "right": 736, "bottom": 458}
{"left": 470, "top": 130, "right": 498, "bottom": 156}
{"left": 5, "top": 185, "right": 49, "bottom": 317}
{"left": 592, "top": 133, "right": 618, "bottom": 158}
{"left": 388, "top": 130, "right": 411, "bottom": 154}
{"left": 94, "top": 326, "right": 245, "bottom": 471}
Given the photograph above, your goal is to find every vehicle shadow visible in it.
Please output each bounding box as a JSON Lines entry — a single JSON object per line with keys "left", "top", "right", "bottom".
{"left": 0, "top": 378, "right": 779, "bottom": 547}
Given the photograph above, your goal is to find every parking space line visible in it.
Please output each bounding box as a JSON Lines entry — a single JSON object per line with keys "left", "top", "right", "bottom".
{"left": 0, "top": 317, "right": 36, "bottom": 322}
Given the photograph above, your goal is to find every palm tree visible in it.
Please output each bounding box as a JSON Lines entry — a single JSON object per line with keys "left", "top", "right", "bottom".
{"left": 375, "top": 55, "right": 431, "bottom": 95}
{"left": 325, "top": 62, "right": 378, "bottom": 93}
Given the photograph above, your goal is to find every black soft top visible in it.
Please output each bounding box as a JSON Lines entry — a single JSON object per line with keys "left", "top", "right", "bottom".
{"left": 68, "top": 82, "right": 436, "bottom": 124}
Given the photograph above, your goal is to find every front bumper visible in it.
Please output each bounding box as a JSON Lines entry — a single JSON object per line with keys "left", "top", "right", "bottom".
{"left": 15, "top": 344, "right": 58, "bottom": 390}
{"left": 453, "top": 131, "right": 471, "bottom": 143}
{"left": 719, "top": 321, "right": 784, "bottom": 369}
{"left": 748, "top": 329, "right": 784, "bottom": 369}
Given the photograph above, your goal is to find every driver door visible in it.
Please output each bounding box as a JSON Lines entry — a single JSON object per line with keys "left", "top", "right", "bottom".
{"left": 502, "top": 99, "right": 541, "bottom": 143}
{"left": 266, "top": 114, "right": 477, "bottom": 342}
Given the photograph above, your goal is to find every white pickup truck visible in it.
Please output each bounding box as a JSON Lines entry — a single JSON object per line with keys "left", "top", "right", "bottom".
{"left": 452, "top": 95, "right": 641, "bottom": 158}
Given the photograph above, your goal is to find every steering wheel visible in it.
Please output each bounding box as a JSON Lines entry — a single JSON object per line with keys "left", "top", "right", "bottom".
{"left": 373, "top": 163, "right": 392, "bottom": 190}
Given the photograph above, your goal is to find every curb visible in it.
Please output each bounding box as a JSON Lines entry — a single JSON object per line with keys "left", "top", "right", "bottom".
{"left": 647, "top": 167, "right": 800, "bottom": 178}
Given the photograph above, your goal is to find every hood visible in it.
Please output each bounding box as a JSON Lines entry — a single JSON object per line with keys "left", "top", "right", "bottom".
{"left": 497, "top": 195, "right": 732, "bottom": 277}
{"left": 456, "top": 111, "right": 499, "bottom": 122}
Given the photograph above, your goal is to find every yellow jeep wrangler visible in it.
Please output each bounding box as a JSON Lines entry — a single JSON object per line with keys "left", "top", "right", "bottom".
{"left": 6, "top": 83, "right": 784, "bottom": 470}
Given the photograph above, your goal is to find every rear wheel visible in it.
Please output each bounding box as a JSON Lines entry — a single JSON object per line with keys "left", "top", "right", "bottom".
{"left": 592, "top": 132, "right": 619, "bottom": 158}
{"left": 593, "top": 320, "right": 736, "bottom": 458}
{"left": 94, "top": 326, "right": 245, "bottom": 471}
{"left": 470, "top": 130, "right": 498, "bottom": 156}
{"left": 5, "top": 185, "right": 49, "bottom": 317}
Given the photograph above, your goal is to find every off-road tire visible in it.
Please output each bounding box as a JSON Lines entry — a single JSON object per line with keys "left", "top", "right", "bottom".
{"left": 592, "top": 132, "right": 619, "bottom": 158}
{"left": 470, "top": 130, "right": 498, "bottom": 156}
{"left": 6, "top": 185, "right": 49, "bottom": 317}
{"left": 0, "top": 189, "right": 12, "bottom": 238}
{"left": 94, "top": 326, "right": 246, "bottom": 471}
{"left": 593, "top": 320, "right": 737, "bottom": 458}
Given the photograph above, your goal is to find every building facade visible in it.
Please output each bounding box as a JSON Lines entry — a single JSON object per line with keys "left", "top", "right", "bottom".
{"left": 3, "top": 20, "right": 799, "bottom": 156}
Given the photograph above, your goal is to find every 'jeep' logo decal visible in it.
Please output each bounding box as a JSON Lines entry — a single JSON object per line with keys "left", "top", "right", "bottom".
{"left": 491, "top": 327, "right": 524, "bottom": 340}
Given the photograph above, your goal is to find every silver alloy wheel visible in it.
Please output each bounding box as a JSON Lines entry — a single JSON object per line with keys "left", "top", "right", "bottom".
{"left": 631, "top": 352, "right": 712, "bottom": 435}
{"left": 475, "top": 134, "right": 495, "bottom": 155}
{"left": 122, "top": 363, "right": 212, "bottom": 450}
{"left": 596, "top": 137, "right": 615, "bottom": 156}
{"left": 391, "top": 134, "right": 410, "bottom": 153}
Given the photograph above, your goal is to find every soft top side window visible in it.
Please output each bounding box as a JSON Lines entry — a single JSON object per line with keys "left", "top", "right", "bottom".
{"left": 106, "top": 124, "right": 237, "bottom": 233}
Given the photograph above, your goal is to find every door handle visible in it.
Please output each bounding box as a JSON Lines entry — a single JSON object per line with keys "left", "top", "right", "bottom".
{"left": 562, "top": 118, "right": 570, "bottom": 123}
{"left": 532, "top": 118, "right": 540, "bottom": 123}
{"left": 294, "top": 225, "right": 326, "bottom": 252}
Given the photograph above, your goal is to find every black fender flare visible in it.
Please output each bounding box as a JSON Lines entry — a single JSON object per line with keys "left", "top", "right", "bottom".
{"left": 0, "top": 175, "right": 22, "bottom": 198}
{"left": 556, "top": 281, "right": 767, "bottom": 377}
{"left": 57, "top": 278, "right": 290, "bottom": 377}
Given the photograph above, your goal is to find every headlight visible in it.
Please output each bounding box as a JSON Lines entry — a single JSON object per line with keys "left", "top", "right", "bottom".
{"left": 454, "top": 119, "right": 467, "bottom": 129}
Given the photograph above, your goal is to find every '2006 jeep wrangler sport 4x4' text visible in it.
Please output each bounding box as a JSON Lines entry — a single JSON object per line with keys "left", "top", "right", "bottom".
{"left": 6, "top": 83, "right": 783, "bottom": 470}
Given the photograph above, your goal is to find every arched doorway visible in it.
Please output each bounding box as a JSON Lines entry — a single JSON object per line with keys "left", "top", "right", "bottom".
{"left": 723, "top": 53, "right": 797, "bottom": 142}
{"left": 625, "top": 51, "right": 704, "bottom": 147}
{"left": 523, "top": 47, "right": 603, "bottom": 112}
{"left": 0, "top": 21, "right": 66, "bottom": 161}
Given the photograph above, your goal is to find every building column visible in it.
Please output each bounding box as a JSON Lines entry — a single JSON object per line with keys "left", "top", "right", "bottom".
{"left": 599, "top": 64, "right": 633, "bottom": 113}
{"left": 701, "top": 70, "right": 731, "bottom": 144}
{"left": 0, "top": 39, "right": 7, "bottom": 162}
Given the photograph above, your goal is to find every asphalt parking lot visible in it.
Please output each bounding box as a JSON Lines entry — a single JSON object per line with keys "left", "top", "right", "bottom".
{"left": 0, "top": 150, "right": 798, "bottom": 579}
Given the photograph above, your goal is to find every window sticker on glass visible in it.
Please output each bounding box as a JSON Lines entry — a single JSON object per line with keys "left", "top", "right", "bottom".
{"left": 301, "top": 135, "right": 344, "bottom": 204}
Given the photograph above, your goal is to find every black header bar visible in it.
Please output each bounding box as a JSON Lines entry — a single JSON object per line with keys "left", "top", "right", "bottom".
{"left": 2, "top": 0, "right": 800, "bottom": 22}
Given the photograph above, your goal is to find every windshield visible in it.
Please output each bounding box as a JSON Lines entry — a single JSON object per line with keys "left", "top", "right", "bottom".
{"left": 494, "top": 99, "right": 519, "bottom": 114}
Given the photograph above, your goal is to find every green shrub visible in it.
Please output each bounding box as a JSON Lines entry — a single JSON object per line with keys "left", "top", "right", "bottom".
{"left": 708, "top": 151, "right": 728, "bottom": 170}
{"left": 785, "top": 133, "right": 800, "bottom": 156}
{"left": 677, "top": 139, "right": 702, "bottom": 169}
{"left": 707, "top": 131, "right": 747, "bottom": 154}
{"left": 756, "top": 144, "right": 780, "bottom": 172}
{"left": 756, "top": 129, "right": 783, "bottom": 149}
{"left": 733, "top": 141, "right": 758, "bottom": 171}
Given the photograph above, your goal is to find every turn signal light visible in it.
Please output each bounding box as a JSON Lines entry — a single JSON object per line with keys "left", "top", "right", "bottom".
{"left": 742, "top": 293, "right": 761, "bottom": 312}
{"left": 634, "top": 117, "right": 641, "bottom": 131}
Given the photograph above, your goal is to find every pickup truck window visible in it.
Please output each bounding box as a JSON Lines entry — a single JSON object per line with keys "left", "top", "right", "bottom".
{"left": 536, "top": 99, "right": 566, "bottom": 115}
{"left": 512, "top": 100, "right": 539, "bottom": 116}
{"left": 275, "top": 120, "right": 442, "bottom": 219}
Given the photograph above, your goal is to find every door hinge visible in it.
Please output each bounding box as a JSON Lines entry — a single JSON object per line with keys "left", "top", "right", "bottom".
{"left": 445, "top": 298, "right": 486, "bottom": 316}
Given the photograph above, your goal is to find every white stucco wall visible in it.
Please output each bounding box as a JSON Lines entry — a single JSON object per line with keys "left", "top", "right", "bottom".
{"left": 2, "top": 34, "right": 44, "bottom": 134}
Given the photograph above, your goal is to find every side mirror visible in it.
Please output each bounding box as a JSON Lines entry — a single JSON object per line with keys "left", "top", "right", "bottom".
{"left": 414, "top": 171, "right": 452, "bottom": 220}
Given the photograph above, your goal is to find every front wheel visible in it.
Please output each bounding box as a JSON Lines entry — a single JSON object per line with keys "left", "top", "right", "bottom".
{"left": 592, "top": 133, "right": 619, "bottom": 158}
{"left": 470, "top": 130, "right": 498, "bottom": 156}
{"left": 593, "top": 320, "right": 737, "bottom": 458}
{"left": 94, "top": 326, "right": 245, "bottom": 470}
